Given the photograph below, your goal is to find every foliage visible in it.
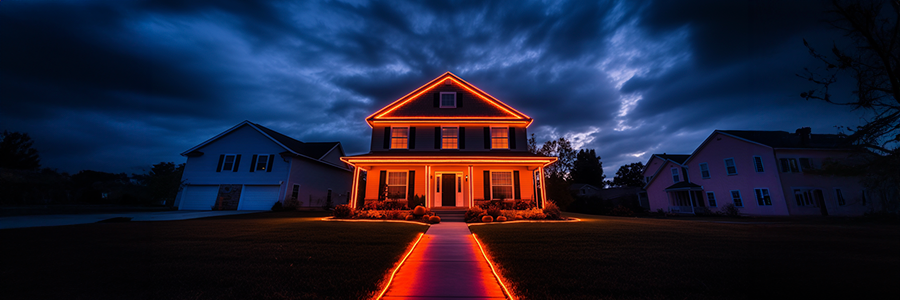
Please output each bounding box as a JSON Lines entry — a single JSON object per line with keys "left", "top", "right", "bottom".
{"left": 465, "top": 206, "right": 484, "bottom": 223}
{"left": 570, "top": 149, "right": 605, "bottom": 187}
{"left": 610, "top": 205, "right": 635, "bottom": 217}
{"left": 0, "top": 131, "right": 40, "bottom": 170}
{"left": 535, "top": 137, "right": 576, "bottom": 181}
{"left": 144, "top": 162, "right": 184, "bottom": 206}
{"left": 612, "top": 162, "right": 645, "bottom": 187}
{"left": 545, "top": 175, "right": 574, "bottom": 210}
{"left": 486, "top": 206, "right": 502, "bottom": 218}
{"left": 514, "top": 199, "right": 536, "bottom": 210}
{"left": 543, "top": 200, "right": 562, "bottom": 220}
{"left": 408, "top": 194, "right": 425, "bottom": 209}
{"left": 333, "top": 204, "right": 353, "bottom": 218}
{"left": 363, "top": 200, "right": 407, "bottom": 210}
{"left": 517, "top": 208, "right": 546, "bottom": 220}
{"left": 271, "top": 201, "right": 283, "bottom": 211}
{"left": 722, "top": 203, "right": 741, "bottom": 217}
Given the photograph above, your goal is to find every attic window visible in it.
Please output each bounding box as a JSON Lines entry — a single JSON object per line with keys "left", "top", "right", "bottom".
{"left": 440, "top": 92, "right": 456, "bottom": 108}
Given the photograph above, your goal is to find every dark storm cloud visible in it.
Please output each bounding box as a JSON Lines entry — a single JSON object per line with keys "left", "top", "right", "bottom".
{"left": 0, "top": 0, "right": 863, "bottom": 176}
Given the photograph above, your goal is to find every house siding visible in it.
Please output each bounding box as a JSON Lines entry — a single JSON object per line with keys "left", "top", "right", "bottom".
{"left": 181, "top": 125, "right": 289, "bottom": 186}
{"left": 775, "top": 149, "right": 868, "bottom": 216}
{"left": 287, "top": 157, "right": 353, "bottom": 207}
{"left": 371, "top": 124, "right": 527, "bottom": 151}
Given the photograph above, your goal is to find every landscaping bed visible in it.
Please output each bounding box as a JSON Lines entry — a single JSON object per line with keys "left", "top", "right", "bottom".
{"left": 469, "top": 213, "right": 900, "bottom": 300}
{"left": 0, "top": 211, "right": 427, "bottom": 299}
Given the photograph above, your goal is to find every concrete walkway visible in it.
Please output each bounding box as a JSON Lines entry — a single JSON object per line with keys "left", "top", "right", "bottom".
{"left": 382, "top": 222, "right": 508, "bottom": 299}
{"left": 0, "top": 211, "right": 263, "bottom": 229}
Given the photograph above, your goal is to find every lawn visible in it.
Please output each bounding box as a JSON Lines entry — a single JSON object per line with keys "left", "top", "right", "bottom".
{"left": 0, "top": 211, "right": 427, "bottom": 299}
{"left": 469, "top": 214, "right": 900, "bottom": 300}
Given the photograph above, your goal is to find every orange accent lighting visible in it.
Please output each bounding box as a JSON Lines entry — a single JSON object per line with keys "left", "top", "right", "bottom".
{"left": 472, "top": 234, "right": 516, "bottom": 300}
{"left": 376, "top": 232, "right": 425, "bottom": 300}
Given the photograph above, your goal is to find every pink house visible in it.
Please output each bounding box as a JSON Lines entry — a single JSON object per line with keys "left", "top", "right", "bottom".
{"left": 642, "top": 128, "right": 871, "bottom": 216}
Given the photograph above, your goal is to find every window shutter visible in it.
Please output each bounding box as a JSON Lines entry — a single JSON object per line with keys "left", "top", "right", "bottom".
{"left": 266, "top": 154, "right": 274, "bottom": 172}
{"left": 433, "top": 92, "right": 439, "bottom": 107}
{"left": 383, "top": 127, "right": 391, "bottom": 149}
{"left": 250, "top": 155, "right": 258, "bottom": 172}
{"left": 232, "top": 155, "right": 241, "bottom": 172}
{"left": 407, "top": 170, "right": 416, "bottom": 201}
{"left": 483, "top": 127, "right": 490, "bottom": 149}
{"left": 457, "top": 92, "right": 463, "bottom": 107}
{"left": 216, "top": 155, "right": 225, "bottom": 172}
{"left": 509, "top": 127, "right": 516, "bottom": 149}
{"left": 483, "top": 170, "right": 491, "bottom": 200}
{"left": 434, "top": 127, "right": 441, "bottom": 149}
{"left": 378, "top": 170, "right": 387, "bottom": 200}
{"left": 513, "top": 170, "right": 521, "bottom": 199}
{"left": 459, "top": 127, "right": 466, "bottom": 149}
{"left": 409, "top": 127, "right": 416, "bottom": 149}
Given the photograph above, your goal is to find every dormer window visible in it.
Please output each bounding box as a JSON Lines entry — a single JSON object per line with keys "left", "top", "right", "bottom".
{"left": 440, "top": 92, "right": 456, "bottom": 108}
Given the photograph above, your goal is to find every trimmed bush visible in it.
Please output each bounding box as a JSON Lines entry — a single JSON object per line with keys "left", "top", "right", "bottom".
{"left": 333, "top": 205, "right": 353, "bottom": 218}
{"left": 429, "top": 215, "right": 441, "bottom": 224}
{"left": 482, "top": 215, "right": 494, "bottom": 223}
{"left": 496, "top": 216, "right": 507, "bottom": 222}
{"left": 722, "top": 203, "right": 741, "bottom": 217}
{"left": 486, "top": 206, "right": 502, "bottom": 218}
{"left": 544, "top": 201, "right": 562, "bottom": 220}
{"left": 465, "top": 206, "right": 484, "bottom": 223}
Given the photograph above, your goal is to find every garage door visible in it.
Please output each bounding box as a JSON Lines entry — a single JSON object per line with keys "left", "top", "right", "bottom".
{"left": 179, "top": 185, "right": 219, "bottom": 210}
{"left": 239, "top": 185, "right": 281, "bottom": 210}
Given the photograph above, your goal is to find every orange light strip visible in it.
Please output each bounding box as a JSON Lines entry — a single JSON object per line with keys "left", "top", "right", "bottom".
{"left": 376, "top": 232, "right": 425, "bottom": 300}
{"left": 451, "top": 73, "right": 532, "bottom": 121}
{"left": 472, "top": 234, "right": 516, "bottom": 300}
{"left": 342, "top": 159, "right": 557, "bottom": 167}
{"left": 350, "top": 166, "right": 361, "bottom": 209}
{"left": 539, "top": 166, "right": 547, "bottom": 209}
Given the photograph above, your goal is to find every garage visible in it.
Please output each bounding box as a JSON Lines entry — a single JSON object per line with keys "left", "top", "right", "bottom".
{"left": 239, "top": 185, "right": 282, "bottom": 210}
{"left": 179, "top": 185, "right": 219, "bottom": 210}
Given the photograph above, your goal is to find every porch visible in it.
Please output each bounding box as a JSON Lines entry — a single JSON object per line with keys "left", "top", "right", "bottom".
{"left": 665, "top": 182, "right": 706, "bottom": 214}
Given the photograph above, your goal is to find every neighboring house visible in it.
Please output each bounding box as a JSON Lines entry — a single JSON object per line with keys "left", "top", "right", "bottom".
{"left": 570, "top": 183, "right": 602, "bottom": 197}
{"left": 643, "top": 128, "right": 870, "bottom": 216}
{"left": 341, "top": 72, "right": 557, "bottom": 209}
{"left": 174, "top": 121, "right": 352, "bottom": 210}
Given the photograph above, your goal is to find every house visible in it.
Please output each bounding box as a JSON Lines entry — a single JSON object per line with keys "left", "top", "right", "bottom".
{"left": 570, "top": 183, "right": 602, "bottom": 197}
{"left": 341, "top": 72, "right": 557, "bottom": 209}
{"left": 174, "top": 121, "right": 352, "bottom": 210}
{"left": 643, "top": 128, "right": 871, "bottom": 216}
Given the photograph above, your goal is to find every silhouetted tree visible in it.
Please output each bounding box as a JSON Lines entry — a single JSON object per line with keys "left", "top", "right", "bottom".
{"left": 536, "top": 137, "right": 576, "bottom": 181}
{"left": 0, "top": 131, "right": 40, "bottom": 170}
{"left": 145, "top": 162, "right": 185, "bottom": 206}
{"left": 570, "top": 149, "right": 605, "bottom": 187}
{"left": 612, "top": 162, "right": 645, "bottom": 187}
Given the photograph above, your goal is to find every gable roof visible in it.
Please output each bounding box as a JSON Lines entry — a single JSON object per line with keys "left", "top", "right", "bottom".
{"left": 366, "top": 72, "right": 532, "bottom": 127}
{"left": 180, "top": 121, "right": 346, "bottom": 170}
{"left": 653, "top": 154, "right": 690, "bottom": 164}
{"left": 719, "top": 130, "right": 849, "bottom": 149}
{"left": 642, "top": 155, "right": 689, "bottom": 189}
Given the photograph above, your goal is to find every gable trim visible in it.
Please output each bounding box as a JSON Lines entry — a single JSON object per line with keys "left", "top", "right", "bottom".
{"left": 643, "top": 155, "right": 688, "bottom": 189}
{"left": 683, "top": 130, "right": 773, "bottom": 166}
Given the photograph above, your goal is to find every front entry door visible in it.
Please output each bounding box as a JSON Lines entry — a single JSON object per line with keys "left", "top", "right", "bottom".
{"left": 442, "top": 174, "right": 456, "bottom": 207}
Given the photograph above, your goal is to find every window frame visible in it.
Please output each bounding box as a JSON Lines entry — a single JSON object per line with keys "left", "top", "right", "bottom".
{"left": 439, "top": 92, "right": 457, "bottom": 108}
{"left": 671, "top": 168, "right": 680, "bottom": 183}
{"left": 222, "top": 154, "right": 237, "bottom": 171}
{"left": 441, "top": 126, "right": 459, "bottom": 149}
{"left": 490, "top": 170, "right": 514, "bottom": 200}
{"left": 753, "top": 156, "right": 764, "bottom": 173}
{"left": 730, "top": 190, "right": 743, "bottom": 207}
{"left": 386, "top": 170, "right": 409, "bottom": 199}
{"left": 755, "top": 188, "right": 772, "bottom": 206}
{"left": 390, "top": 126, "right": 410, "bottom": 149}
{"left": 490, "top": 126, "right": 509, "bottom": 149}
{"left": 724, "top": 158, "right": 737, "bottom": 175}
{"left": 290, "top": 184, "right": 300, "bottom": 201}
{"left": 256, "top": 154, "right": 270, "bottom": 171}
{"left": 706, "top": 191, "right": 717, "bottom": 207}
{"left": 835, "top": 188, "right": 846, "bottom": 206}
{"left": 699, "top": 163, "right": 710, "bottom": 179}
{"left": 780, "top": 158, "right": 800, "bottom": 173}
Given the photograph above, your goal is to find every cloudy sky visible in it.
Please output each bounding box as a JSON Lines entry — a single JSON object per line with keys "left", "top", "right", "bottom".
{"left": 1, "top": 0, "right": 866, "bottom": 176}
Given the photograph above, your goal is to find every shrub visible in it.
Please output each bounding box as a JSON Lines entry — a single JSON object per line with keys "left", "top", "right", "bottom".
{"left": 465, "top": 206, "right": 484, "bottom": 223}
{"left": 408, "top": 194, "right": 425, "bottom": 209}
{"left": 486, "top": 207, "right": 502, "bottom": 218}
{"left": 333, "top": 204, "right": 353, "bottom": 218}
{"left": 496, "top": 216, "right": 507, "bottom": 222}
{"left": 529, "top": 212, "right": 546, "bottom": 220}
{"left": 722, "top": 203, "right": 741, "bottom": 217}
{"left": 610, "top": 205, "right": 635, "bottom": 217}
{"left": 543, "top": 200, "right": 562, "bottom": 220}
{"left": 482, "top": 215, "right": 494, "bottom": 222}
{"left": 413, "top": 206, "right": 426, "bottom": 217}
{"left": 271, "top": 201, "right": 283, "bottom": 211}
{"left": 429, "top": 215, "right": 441, "bottom": 224}
{"left": 501, "top": 210, "right": 517, "bottom": 220}
{"left": 384, "top": 210, "right": 406, "bottom": 220}
{"left": 514, "top": 199, "right": 536, "bottom": 210}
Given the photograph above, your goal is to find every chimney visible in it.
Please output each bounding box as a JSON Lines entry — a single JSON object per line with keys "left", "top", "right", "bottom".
{"left": 796, "top": 127, "right": 811, "bottom": 146}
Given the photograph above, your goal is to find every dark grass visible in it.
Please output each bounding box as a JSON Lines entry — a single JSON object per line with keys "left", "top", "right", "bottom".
{"left": 0, "top": 211, "right": 427, "bottom": 299}
{"left": 469, "top": 213, "right": 900, "bottom": 300}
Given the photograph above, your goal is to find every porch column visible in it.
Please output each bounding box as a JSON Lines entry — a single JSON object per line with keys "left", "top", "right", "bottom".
{"left": 467, "top": 165, "right": 474, "bottom": 207}
{"left": 538, "top": 166, "right": 547, "bottom": 209}
{"left": 350, "top": 166, "right": 361, "bottom": 209}
{"left": 688, "top": 190, "right": 696, "bottom": 214}
{"left": 424, "top": 165, "right": 431, "bottom": 208}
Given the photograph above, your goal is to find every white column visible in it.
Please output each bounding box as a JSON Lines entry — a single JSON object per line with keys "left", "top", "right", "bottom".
{"left": 350, "top": 166, "right": 361, "bottom": 209}
{"left": 538, "top": 166, "right": 547, "bottom": 209}
{"left": 468, "top": 165, "right": 474, "bottom": 207}
{"left": 424, "top": 165, "right": 431, "bottom": 208}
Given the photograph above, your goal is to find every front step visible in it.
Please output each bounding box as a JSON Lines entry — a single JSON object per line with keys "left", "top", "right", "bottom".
{"left": 433, "top": 209, "right": 467, "bottom": 222}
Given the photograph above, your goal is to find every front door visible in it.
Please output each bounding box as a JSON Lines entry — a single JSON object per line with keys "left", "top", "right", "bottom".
{"left": 442, "top": 174, "right": 456, "bottom": 207}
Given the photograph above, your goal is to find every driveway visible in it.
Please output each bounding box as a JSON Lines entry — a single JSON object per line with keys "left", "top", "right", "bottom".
{"left": 0, "top": 210, "right": 264, "bottom": 229}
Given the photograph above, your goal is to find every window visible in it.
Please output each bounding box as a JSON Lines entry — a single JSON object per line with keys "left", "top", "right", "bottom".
{"left": 671, "top": 168, "right": 680, "bottom": 183}
{"left": 386, "top": 171, "right": 407, "bottom": 199}
{"left": 699, "top": 163, "right": 710, "bottom": 179}
{"left": 490, "top": 127, "right": 509, "bottom": 149}
{"left": 442, "top": 127, "right": 458, "bottom": 149}
{"left": 755, "top": 188, "right": 772, "bottom": 206}
{"left": 391, "top": 127, "right": 409, "bottom": 149}
{"left": 861, "top": 190, "right": 867, "bottom": 206}
{"left": 256, "top": 155, "right": 270, "bottom": 171}
{"left": 440, "top": 92, "right": 456, "bottom": 108}
{"left": 835, "top": 188, "right": 845, "bottom": 206}
{"left": 707, "top": 192, "right": 717, "bottom": 207}
{"left": 222, "top": 154, "right": 236, "bottom": 171}
{"left": 799, "top": 158, "right": 812, "bottom": 170}
{"left": 793, "top": 189, "right": 823, "bottom": 207}
{"left": 780, "top": 158, "right": 799, "bottom": 173}
{"left": 291, "top": 184, "right": 300, "bottom": 201}
{"left": 724, "top": 158, "right": 737, "bottom": 175}
{"left": 491, "top": 171, "right": 513, "bottom": 199}
{"left": 754, "top": 156, "right": 764, "bottom": 172}
{"left": 731, "top": 190, "right": 743, "bottom": 207}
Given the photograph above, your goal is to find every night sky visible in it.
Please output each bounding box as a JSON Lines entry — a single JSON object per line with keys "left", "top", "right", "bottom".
{"left": 0, "top": 0, "right": 866, "bottom": 176}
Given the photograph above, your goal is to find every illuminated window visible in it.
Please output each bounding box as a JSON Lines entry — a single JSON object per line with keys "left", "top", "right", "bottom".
{"left": 753, "top": 156, "right": 764, "bottom": 172}
{"left": 706, "top": 191, "right": 717, "bottom": 207}
{"left": 755, "top": 188, "right": 772, "bottom": 206}
{"left": 256, "top": 155, "right": 269, "bottom": 171}
{"left": 386, "top": 171, "right": 407, "bottom": 199}
{"left": 491, "top": 171, "right": 513, "bottom": 199}
{"left": 699, "top": 163, "right": 710, "bottom": 179}
{"left": 222, "top": 155, "right": 236, "bottom": 171}
{"left": 391, "top": 127, "right": 409, "bottom": 149}
{"left": 440, "top": 92, "right": 456, "bottom": 108}
{"left": 724, "top": 158, "right": 737, "bottom": 175}
{"left": 442, "top": 127, "right": 458, "bottom": 149}
{"left": 835, "top": 188, "right": 845, "bottom": 206}
{"left": 491, "top": 127, "right": 508, "bottom": 149}
{"left": 731, "top": 190, "right": 743, "bottom": 207}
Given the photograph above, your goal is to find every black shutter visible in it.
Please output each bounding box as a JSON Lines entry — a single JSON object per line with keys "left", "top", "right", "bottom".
{"left": 459, "top": 127, "right": 466, "bottom": 149}
{"left": 409, "top": 127, "right": 416, "bottom": 149}
{"left": 232, "top": 155, "right": 241, "bottom": 172}
{"left": 433, "top": 92, "right": 439, "bottom": 107}
{"left": 457, "top": 92, "right": 463, "bottom": 107}
{"left": 266, "top": 154, "right": 274, "bottom": 172}
{"left": 484, "top": 127, "right": 490, "bottom": 149}
{"left": 513, "top": 171, "right": 521, "bottom": 199}
{"left": 383, "top": 127, "right": 391, "bottom": 149}
{"left": 250, "top": 155, "right": 258, "bottom": 172}
{"left": 378, "top": 170, "right": 387, "bottom": 200}
{"left": 509, "top": 127, "right": 516, "bottom": 149}
{"left": 434, "top": 127, "right": 441, "bottom": 149}
{"left": 216, "top": 155, "right": 225, "bottom": 172}
{"left": 483, "top": 170, "right": 491, "bottom": 200}
{"left": 407, "top": 170, "right": 415, "bottom": 201}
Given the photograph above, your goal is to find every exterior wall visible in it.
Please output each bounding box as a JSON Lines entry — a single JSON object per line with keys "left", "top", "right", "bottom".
{"left": 286, "top": 157, "right": 353, "bottom": 207}
{"left": 320, "top": 146, "right": 346, "bottom": 167}
{"left": 642, "top": 156, "right": 666, "bottom": 185}
{"left": 362, "top": 165, "right": 429, "bottom": 202}
{"left": 685, "top": 133, "right": 789, "bottom": 216}
{"left": 775, "top": 149, "right": 869, "bottom": 216}
{"left": 370, "top": 124, "right": 528, "bottom": 152}
{"left": 645, "top": 160, "right": 683, "bottom": 212}
{"left": 180, "top": 125, "right": 289, "bottom": 186}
